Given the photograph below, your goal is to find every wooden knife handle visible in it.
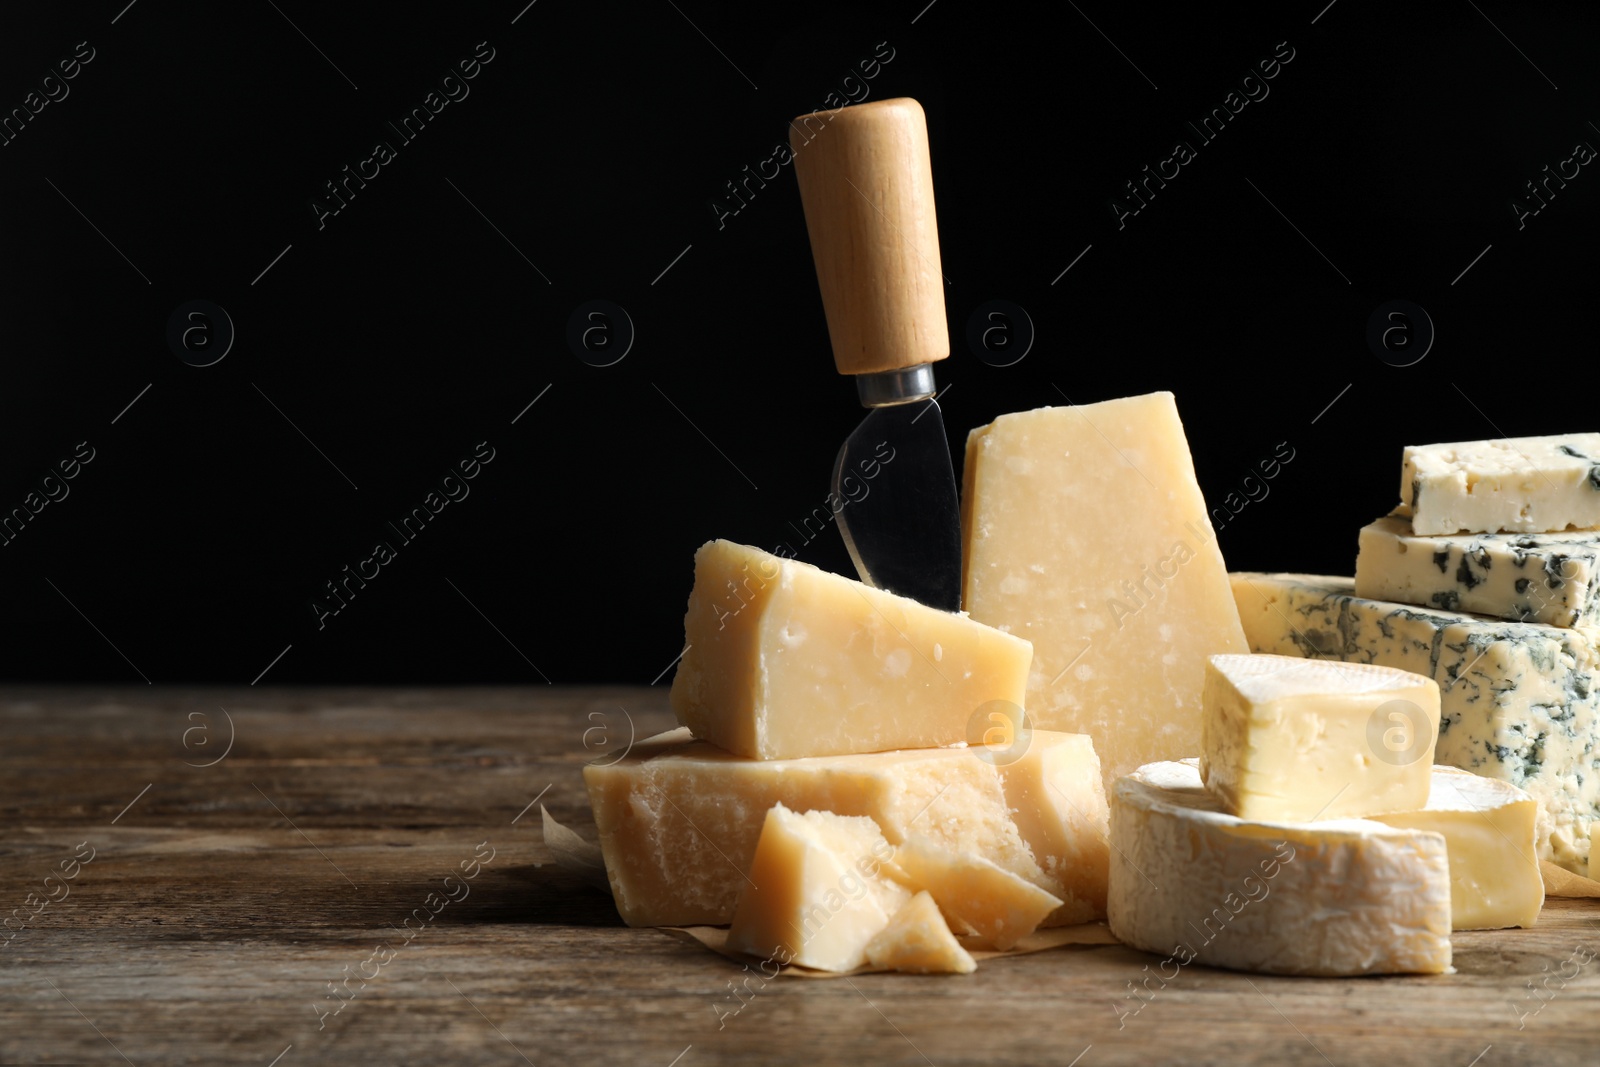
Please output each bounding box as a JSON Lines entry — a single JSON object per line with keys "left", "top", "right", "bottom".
{"left": 791, "top": 97, "right": 948, "bottom": 377}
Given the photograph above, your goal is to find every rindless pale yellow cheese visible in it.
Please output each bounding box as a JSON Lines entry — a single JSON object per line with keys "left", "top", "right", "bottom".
{"left": 670, "top": 539, "right": 1033, "bottom": 760}
{"left": 1108, "top": 760, "right": 1452, "bottom": 977}
{"left": 864, "top": 890, "right": 976, "bottom": 974}
{"left": 1370, "top": 766, "right": 1543, "bottom": 930}
{"left": 727, "top": 804, "right": 911, "bottom": 972}
{"left": 1199, "top": 654, "right": 1439, "bottom": 822}
{"left": 962, "top": 393, "right": 1248, "bottom": 786}
{"left": 582, "top": 728, "right": 1109, "bottom": 926}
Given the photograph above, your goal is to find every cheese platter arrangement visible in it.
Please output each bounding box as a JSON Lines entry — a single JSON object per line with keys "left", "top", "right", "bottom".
{"left": 574, "top": 98, "right": 1600, "bottom": 994}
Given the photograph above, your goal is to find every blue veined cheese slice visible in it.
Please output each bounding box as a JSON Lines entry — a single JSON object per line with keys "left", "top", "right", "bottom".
{"left": 1231, "top": 572, "right": 1600, "bottom": 874}
{"left": 1402, "top": 433, "right": 1600, "bottom": 535}
{"left": 1356, "top": 513, "right": 1600, "bottom": 627}
{"left": 1108, "top": 760, "right": 1452, "bottom": 977}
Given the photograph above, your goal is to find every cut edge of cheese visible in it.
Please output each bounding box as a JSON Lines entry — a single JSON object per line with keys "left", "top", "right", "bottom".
{"left": 1229, "top": 571, "right": 1600, "bottom": 875}
{"left": 995, "top": 730, "right": 1109, "bottom": 925}
{"left": 1371, "top": 766, "right": 1544, "bottom": 930}
{"left": 1401, "top": 433, "right": 1600, "bottom": 535}
{"left": 1355, "top": 513, "right": 1600, "bottom": 628}
{"left": 1199, "top": 653, "right": 1439, "bottom": 823}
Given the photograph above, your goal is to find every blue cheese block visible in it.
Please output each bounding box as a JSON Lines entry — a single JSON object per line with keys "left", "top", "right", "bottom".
{"left": 1402, "top": 433, "right": 1600, "bottom": 535}
{"left": 1231, "top": 572, "right": 1599, "bottom": 874}
{"left": 1356, "top": 514, "right": 1600, "bottom": 628}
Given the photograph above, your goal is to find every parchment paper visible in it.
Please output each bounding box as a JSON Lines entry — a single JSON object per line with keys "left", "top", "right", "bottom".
{"left": 1542, "top": 861, "right": 1600, "bottom": 898}
{"left": 662, "top": 921, "right": 1119, "bottom": 978}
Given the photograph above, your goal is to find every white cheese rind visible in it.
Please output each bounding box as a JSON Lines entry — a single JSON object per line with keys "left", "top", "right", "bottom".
{"left": 1231, "top": 572, "right": 1600, "bottom": 874}
{"left": 1356, "top": 514, "right": 1600, "bottom": 627}
{"left": 1401, "top": 433, "right": 1600, "bottom": 535}
{"left": 1108, "top": 760, "right": 1453, "bottom": 977}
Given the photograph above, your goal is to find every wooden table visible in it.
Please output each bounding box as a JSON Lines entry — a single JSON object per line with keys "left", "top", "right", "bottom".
{"left": 2, "top": 686, "right": 1596, "bottom": 1066}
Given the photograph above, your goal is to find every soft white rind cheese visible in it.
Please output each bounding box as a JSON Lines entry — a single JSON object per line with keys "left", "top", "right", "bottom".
{"left": 1356, "top": 514, "right": 1600, "bottom": 627}
{"left": 1402, "top": 433, "right": 1600, "bottom": 535}
{"left": 1231, "top": 572, "right": 1600, "bottom": 874}
{"left": 1107, "top": 760, "right": 1453, "bottom": 977}
{"left": 1370, "top": 766, "right": 1543, "bottom": 930}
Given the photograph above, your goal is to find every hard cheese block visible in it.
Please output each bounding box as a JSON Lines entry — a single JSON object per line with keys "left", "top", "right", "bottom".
{"left": 995, "top": 731, "right": 1109, "bottom": 926}
{"left": 864, "top": 890, "right": 976, "bottom": 974}
{"left": 1200, "top": 654, "right": 1439, "bottom": 822}
{"left": 1231, "top": 572, "right": 1600, "bottom": 874}
{"left": 1402, "top": 433, "right": 1600, "bottom": 535}
{"left": 727, "top": 804, "right": 911, "bottom": 972}
{"left": 671, "top": 539, "right": 1032, "bottom": 760}
{"left": 1370, "top": 766, "right": 1543, "bottom": 930}
{"left": 582, "top": 728, "right": 1109, "bottom": 926}
{"left": 1356, "top": 513, "right": 1600, "bottom": 627}
{"left": 1108, "top": 760, "right": 1452, "bottom": 976}
{"left": 892, "top": 836, "right": 1062, "bottom": 950}
{"left": 962, "top": 393, "right": 1247, "bottom": 786}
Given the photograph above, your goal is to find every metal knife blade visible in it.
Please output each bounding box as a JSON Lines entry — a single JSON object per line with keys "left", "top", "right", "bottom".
{"left": 833, "top": 398, "right": 961, "bottom": 612}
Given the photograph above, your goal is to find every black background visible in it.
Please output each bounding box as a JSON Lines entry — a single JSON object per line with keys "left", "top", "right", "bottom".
{"left": 0, "top": 1, "right": 1593, "bottom": 685}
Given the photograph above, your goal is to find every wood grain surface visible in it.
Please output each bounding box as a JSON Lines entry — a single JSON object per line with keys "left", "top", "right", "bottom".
{"left": 1, "top": 686, "right": 1597, "bottom": 1066}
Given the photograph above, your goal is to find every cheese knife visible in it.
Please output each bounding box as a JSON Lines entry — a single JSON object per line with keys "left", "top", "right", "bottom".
{"left": 790, "top": 97, "right": 961, "bottom": 612}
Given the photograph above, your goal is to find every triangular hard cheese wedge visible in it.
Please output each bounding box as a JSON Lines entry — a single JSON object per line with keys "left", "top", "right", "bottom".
{"left": 892, "top": 836, "right": 1063, "bottom": 950}
{"left": 726, "top": 804, "right": 909, "bottom": 973}
{"left": 864, "top": 891, "right": 975, "bottom": 974}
